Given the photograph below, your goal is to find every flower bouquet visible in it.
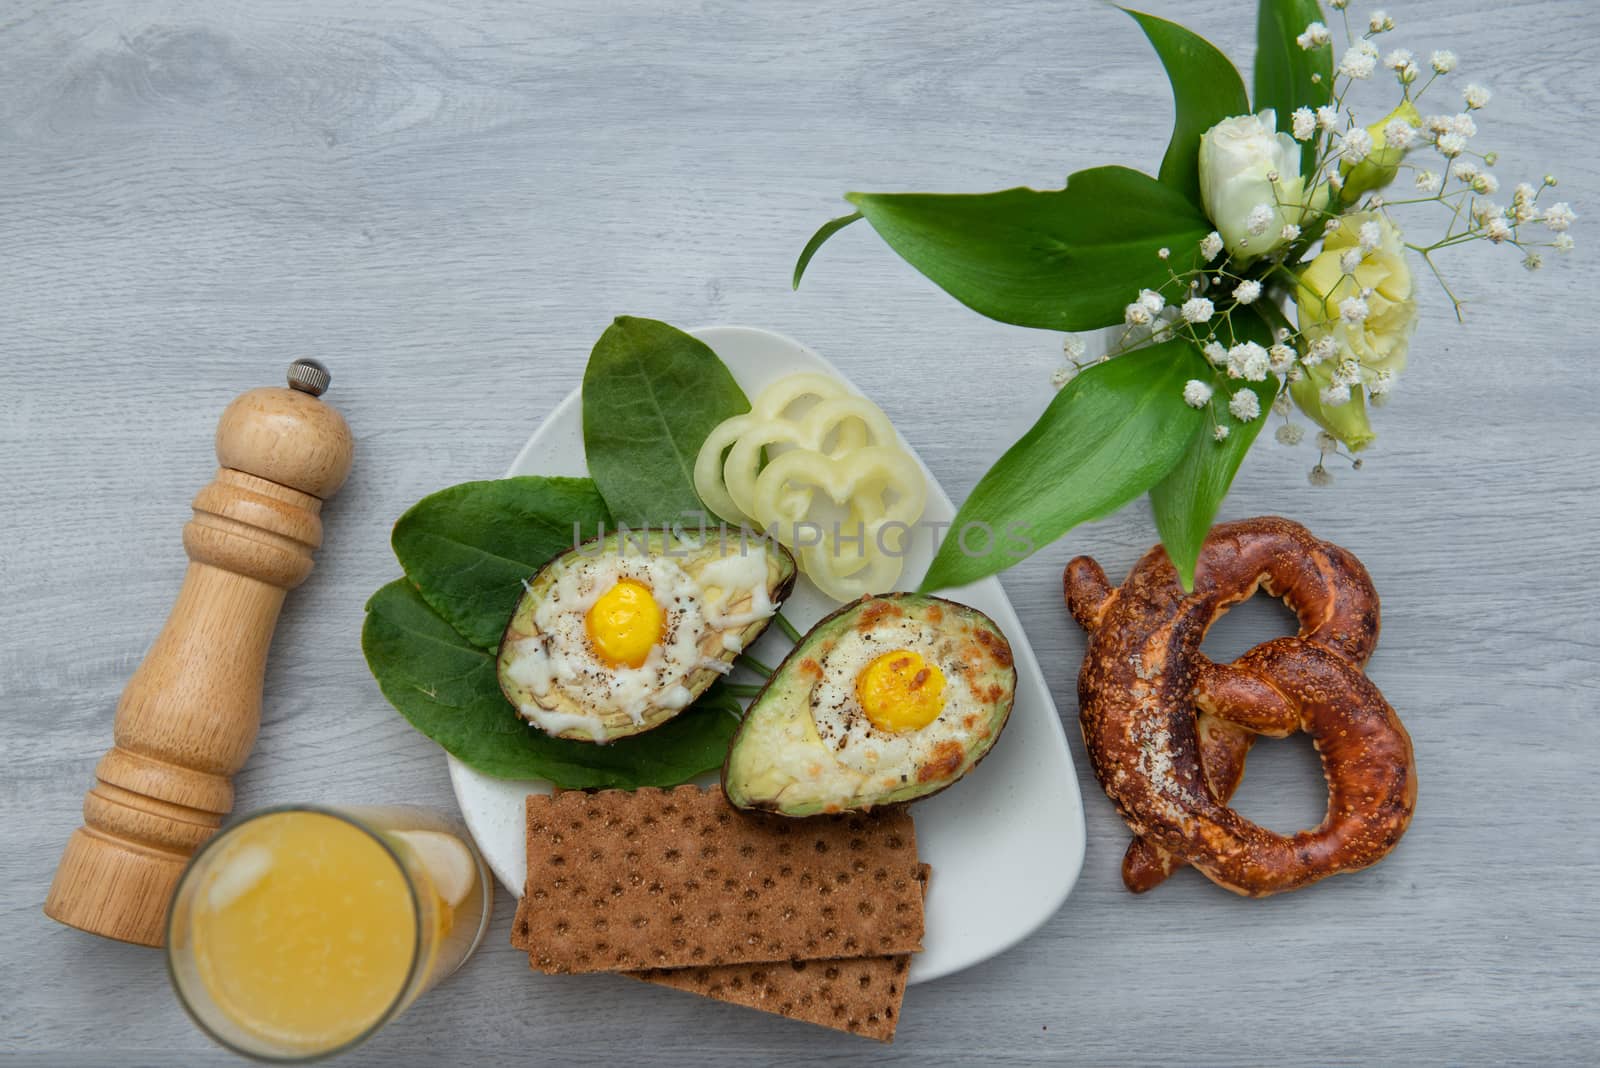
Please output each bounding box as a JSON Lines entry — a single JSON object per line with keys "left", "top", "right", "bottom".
{"left": 795, "top": 0, "right": 1573, "bottom": 589}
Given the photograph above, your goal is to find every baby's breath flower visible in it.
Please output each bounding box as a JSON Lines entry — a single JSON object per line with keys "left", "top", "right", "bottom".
{"left": 1291, "top": 107, "right": 1317, "bottom": 141}
{"left": 1339, "top": 127, "right": 1373, "bottom": 164}
{"left": 1229, "top": 390, "right": 1262, "bottom": 421}
{"left": 1463, "top": 83, "right": 1492, "bottom": 110}
{"left": 1358, "top": 220, "right": 1383, "bottom": 252}
{"left": 1124, "top": 302, "right": 1153, "bottom": 327}
{"left": 1306, "top": 336, "right": 1338, "bottom": 366}
{"left": 1473, "top": 173, "right": 1499, "bottom": 195}
{"left": 1484, "top": 152, "right": 1499, "bottom": 166}
{"left": 1415, "top": 170, "right": 1442, "bottom": 193}
{"left": 1271, "top": 393, "right": 1293, "bottom": 416}
{"left": 1275, "top": 422, "right": 1305, "bottom": 445}
{"left": 1384, "top": 48, "right": 1413, "bottom": 70}
{"left": 1436, "top": 132, "right": 1467, "bottom": 158}
{"left": 1051, "top": 367, "right": 1074, "bottom": 390}
{"left": 1340, "top": 248, "right": 1364, "bottom": 274}
{"left": 1453, "top": 162, "right": 1480, "bottom": 183}
{"left": 1199, "top": 231, "right": 1224, "bottom": 262}
{"left": 1245, "top": 203, "right": 1275, "bottom": 236}
{"left": 1367, "top": 369, "right": 1394, "bottom": 396}
{"left": 1268, "top": 344, "right": 1295, "bottom": 373}
{"left": 1383, "top": 119, "right": 1416, "bottom": 149}
{"left": 1449, "top": 113, "right": 1478, "bottom": 137}
{"left": 1430, "top": 50, "right": 1458, "bottom": 74}
{"left": 1332, "top": 359, "right": 1363, "bottom": 388}
{"left": 1543, "top": 202, "right": 1576, "bottom": 231}
{"left": 1483, "top": 216, "right": 1512, "bottom": 243}
{"left": 1138, "top": 288, "right": 1166, "bottom": 315}
{"left": 1553, "top": 233, "right": 1575, "bottom": 252}
{"left": 1309, "top": 463, "right": 1334, "bottom": 487}
{"left": 1544, "top": 174, "right": 1559, "bottom": 187}
{"left": 1339, "top": 42, "right": 1379, "bottom": 80}
{"left": 1522, "top": 251, "right": 1543, "bottom": 271}
{"left": 1182, "top": 379, "right": 1214, "bottom": 408}
{"left": 1316, "top": 105, "right": 1341, "bottom": 132}
{"left": 1181, "top": 297, "right": 1215, "bottom": 324}
{"left": 1228, "top": 342, "right": 1270, "bottom": 382}
{"left": 1324, "top": 217, "right": 1343, "bottom": 235}
{"left": 1316, "top": 431, "right": 1340, "bottom": 451}
{"left": 1368, "top": 9, "right": 1393, "bottom": 32}
{"left": 1339, "top": 296, "right": 1370, "bottom": 323}
{"left": 1297, "top": 21, "right": 1331, "bottom": 49}
{"left": 1203, "top": 340, "right": 1228, "bottom": 365}
{"left": 1157, "top": 246, "right": 1171, "bottom": 260}
{"left": 1329, "top": 0, "right": 1348, "bottom": 8}
{"left": 1233, "top": 279, "right": 1263, "bottom": 304}
{"left": 1281, "top": 223, "right": 1302, "bottom": 242}
{"left": 1063, "top": 335, "right": 1087, "bottom": 360}
{"left": 1471, "top": 200, "right": 1501, "bottom": 226}
{"left": 1213, "top": 424, "right": 1231, "bottom": 442}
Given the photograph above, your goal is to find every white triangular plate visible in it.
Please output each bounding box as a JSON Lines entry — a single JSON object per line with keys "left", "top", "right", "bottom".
{"left": 447, "top": 325, "right": 1085, "bottom": 983}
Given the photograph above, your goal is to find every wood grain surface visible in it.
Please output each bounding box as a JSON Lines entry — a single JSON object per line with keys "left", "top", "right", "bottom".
{"left": 1, "top": 0, "right": 1595, "bottom": 1063}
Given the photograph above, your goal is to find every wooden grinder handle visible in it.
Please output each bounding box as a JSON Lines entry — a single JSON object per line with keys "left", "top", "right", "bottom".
{"left": 44, "top": 361, "right": 354, "bottom": 947}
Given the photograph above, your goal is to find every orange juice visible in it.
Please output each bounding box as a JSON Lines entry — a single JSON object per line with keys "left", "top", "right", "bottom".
{"left": 168, "top": 807, "right": 490, "bottom": 1061}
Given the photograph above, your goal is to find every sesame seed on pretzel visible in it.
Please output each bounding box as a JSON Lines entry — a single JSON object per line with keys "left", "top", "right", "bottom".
{"left": 1065, "top": 517, "right": 1416, "bottom": 897}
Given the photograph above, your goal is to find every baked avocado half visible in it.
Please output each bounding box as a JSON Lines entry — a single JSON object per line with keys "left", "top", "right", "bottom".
{"left": 498, "top": 528, "right": 796, "bottom": 743}
{"left": 723, "top": 592, "right": 1015, "bottom": 815}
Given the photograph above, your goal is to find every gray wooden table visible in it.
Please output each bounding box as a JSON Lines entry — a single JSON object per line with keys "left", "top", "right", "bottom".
{"left": 3, "top": 0, "right": 1595, "bottom": 1063}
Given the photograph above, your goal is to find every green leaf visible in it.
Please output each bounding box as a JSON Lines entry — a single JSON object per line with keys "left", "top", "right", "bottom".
{"left": 362, "top": 580, "right": 738, "bottom": 788}
{"left": 1148, "top": 308, "right": 1279, "bottom": 590}
{"left": 1253, "top": 0, "right": 1331, "bottom": 176}
{"left": 582, "top": 316, "right": 750, "bottom": 524}
{"left": 1124, "top": 7, "right": 1250, "bottom": 207}
{"left": 918, "top": 339, "right": 1205, "bottom": 591}
{"left": 793, "top": 211, "right": 863, "bottom": 289}
{"left": 392, "top": 476, "right": 612, "bottom": 650}
{"left": 844, "top": 167, "right": 1212, "bottom": 332}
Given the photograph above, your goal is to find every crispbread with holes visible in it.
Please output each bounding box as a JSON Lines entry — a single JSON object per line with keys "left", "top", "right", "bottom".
{"left": 513, "top": 785, "right": 924, "bottom": 974}
{"left": 626, "top": 865, "right": 928, "bottom": 1042}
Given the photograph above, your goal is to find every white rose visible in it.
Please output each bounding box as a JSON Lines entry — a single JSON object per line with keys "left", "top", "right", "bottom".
{"left": 1198, "top": 111, "right": 1308, "bottom": 259}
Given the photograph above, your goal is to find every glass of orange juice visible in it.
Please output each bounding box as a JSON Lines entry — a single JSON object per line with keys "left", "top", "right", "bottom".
{"left": 166, "top": 805, "right": 492, "bottom": 1061}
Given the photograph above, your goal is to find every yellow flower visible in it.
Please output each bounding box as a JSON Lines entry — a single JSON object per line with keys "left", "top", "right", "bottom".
{"left": 1291, "top": 212, "right": 1417, "bottom": 450}
{"left": 1340, "top": 100, "right": 1422, "bottom": 203}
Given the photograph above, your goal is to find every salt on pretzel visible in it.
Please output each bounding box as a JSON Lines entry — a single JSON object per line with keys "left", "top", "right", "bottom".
{"left": 1065, "top": 517, "right": 1416, "bottom": 897}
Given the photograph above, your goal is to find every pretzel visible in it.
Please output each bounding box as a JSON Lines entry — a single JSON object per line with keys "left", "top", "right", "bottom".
{"left": 1064, "top": 517, "right": 1416, "bottom": 896}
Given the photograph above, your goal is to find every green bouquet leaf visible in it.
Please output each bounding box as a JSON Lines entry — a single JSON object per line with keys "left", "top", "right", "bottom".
{"left": 392, "top": 476, "right": 612, "bottom": 650}
{"left": 582, "top": 315, "right": 751, "bottom": 523}
{"left": 1124, "top": 7, "right": 1249, "bottom": 208}
{"left": 363, "top": 580, "right": 737, "bottom": 788}
{"left": 796, "top": 167, "right": 1211, "bottom": 332}
{"left": 919, "top": 339, "right": 1206, "bottom": 591}
{"left": 1253, "top": 0, "right": 1332, "bottom": 175}
{"left": 1148, "top": 308, "right": 1279, "bottom": 589}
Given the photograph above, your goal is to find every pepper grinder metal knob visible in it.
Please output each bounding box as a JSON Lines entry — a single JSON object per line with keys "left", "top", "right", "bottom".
{"left": 44, "top": 362, "right": 354, "bottom": 947}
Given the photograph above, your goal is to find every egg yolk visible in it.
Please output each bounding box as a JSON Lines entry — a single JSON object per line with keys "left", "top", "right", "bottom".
{"left": 856, "top": 649, "right": 946, "bottom": 732}
{"left": 585, "top": 579, "right": 664, "bottom": 668}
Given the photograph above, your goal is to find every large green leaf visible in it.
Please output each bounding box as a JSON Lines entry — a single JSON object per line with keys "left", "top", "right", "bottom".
{"left": 1149, "top": 307, "right": 1279, "bottom": 590}
{"left": 839, "top": 167, "right": 1211, "bottom": 332}
{"left": 918, "top": 339, "right": 1205, "bottom": 591}
{"left": 582, "top": 316, "right": 750, "bottom": 524}
{"left": 1254, "top": 0, "right": 1331, "bottom": 176}
{"left": 1124, "top": 8, "right": 1250, "bottom": 208}
{"left": 363, "top": 580, "right": 739, "bottom": 788}
{"left": 392, "top": 476, "right": 612, "bottom": 650}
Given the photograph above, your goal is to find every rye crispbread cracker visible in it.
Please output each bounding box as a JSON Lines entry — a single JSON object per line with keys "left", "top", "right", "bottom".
{"left": 512, "top": 785, "right": 924, "bottom": 973}
{"left": 627, "top": 865, "right": 929, "bottom": 1042}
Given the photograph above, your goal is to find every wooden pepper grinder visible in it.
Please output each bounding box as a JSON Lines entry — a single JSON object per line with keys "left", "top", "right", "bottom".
{"left": 44, "top": 360, "right": 354, "bottom": 947}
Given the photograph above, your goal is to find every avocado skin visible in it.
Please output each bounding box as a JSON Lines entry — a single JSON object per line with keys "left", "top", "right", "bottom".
{"left": 722, "top": 592, "right": 1016, "bottom": 817}
{"left": 497, "top": 527, "right": 797, "bottom": 743}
